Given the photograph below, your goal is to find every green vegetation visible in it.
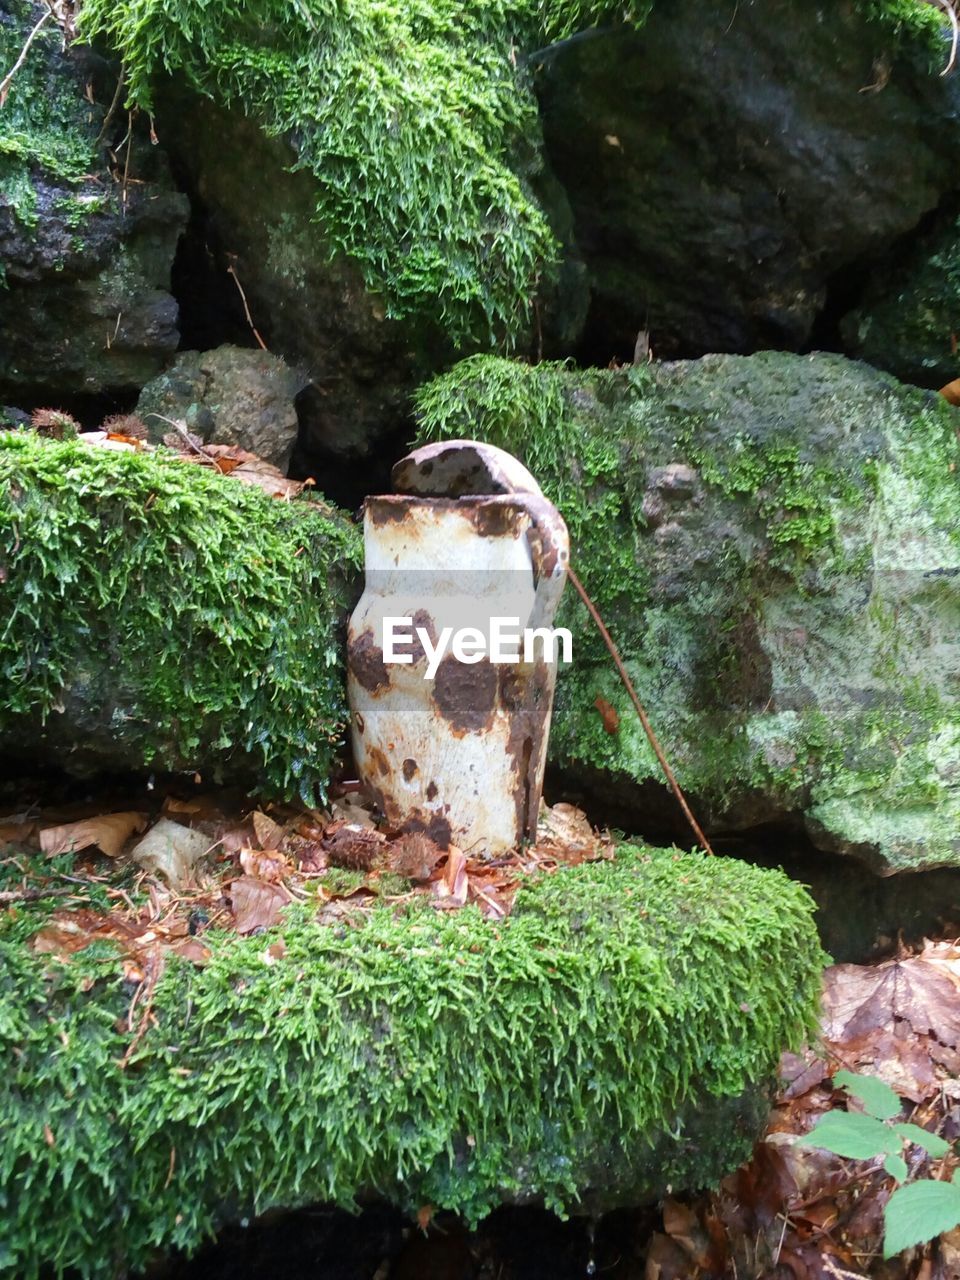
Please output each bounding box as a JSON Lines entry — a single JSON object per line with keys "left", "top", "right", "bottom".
{"left": 800, "top": 1071, "right": 957, "bottom": 1259}
{"left": 69, "top": 0, "right": 941, "bottom": 345}
{"left": 0, "top": 433, "right": 360, "bottom": 801}
{"left": 0, "top": 844, "right": 825, "bottom": 1278}
{"left": 0, "top": 0, "right": 103, "bottom": 225}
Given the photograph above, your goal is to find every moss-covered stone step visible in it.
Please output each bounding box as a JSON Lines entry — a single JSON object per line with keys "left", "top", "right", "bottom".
{"left": 0, "top": 432, "right": 360, "bottom": 801}
{"left": 0, "top": 846, "right": 824, "bottom": 1279}
{"left": 415, "top": 350, "right": 960, "bottom": 872}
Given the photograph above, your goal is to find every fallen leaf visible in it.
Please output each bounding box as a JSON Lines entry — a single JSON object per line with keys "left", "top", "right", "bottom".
{"left": 436, "top": 847, "right": 468, "bottom": 906}
{"left": 131, "top": 819, "right": 210, "bottom": 888}
{"left": 228, "top": 875, "right": 290, "bottom": 934}
{"left": 239, "top": 847, "right": 290, "bottom": 883}
{"left": 939, "top": 378, "right": 960, "bottom": 406}
{"left": 41, "top": 812, "right": 146, "bottom": 859}
{"left": 822, "top": 956, "right": 960, "bottom": 1049}
{"left": 593, "top": 695, "right": 620, "bottom": 734}
{"left": 252, "top": 810, "right": 285, "bottom": 851}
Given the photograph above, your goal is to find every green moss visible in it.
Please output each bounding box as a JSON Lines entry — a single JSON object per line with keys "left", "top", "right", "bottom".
{"left": 0, "top": 844, "right": 825, "bottom": 1278}
{"left": 0, "top": 1, "right": 102, "bottom": 225}
{"left": 413, "top": 352, "right": 960, "bottom": 870}
{"left": 73, "top": 0, "right": 656, "bottom": 346}
{"left": 0, "top": 433, "right": 360, "bottom": 802}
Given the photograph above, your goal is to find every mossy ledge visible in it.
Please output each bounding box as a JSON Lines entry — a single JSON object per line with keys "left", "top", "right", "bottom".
{"left": 69, "top": 0, "right": 943, "bottom": 346}
{"left": 0, "top": 433, "right": 360, "bottom": 801}
{"left": 0, "top": 845, "right": 825, "bottom": 1278}
{"left": 414, "top": 351, "right": 960, "bottom": 872}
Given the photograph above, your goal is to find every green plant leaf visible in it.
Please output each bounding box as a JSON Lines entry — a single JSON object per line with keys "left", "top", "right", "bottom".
{"left": 798, "top": 1111, "right": 902, "bottom": 1159}
{"left": 833, "top": 1070, "right": 902, "bottom": 1120}
{"left": 884, "top": 1180, "right": 960, "bottom": 1258}
{"left": 884, "top": 1153, "right": 908, "bottom": 1182}
{"left": 894, "top": 1123, "right": 951, "bottom": 1158}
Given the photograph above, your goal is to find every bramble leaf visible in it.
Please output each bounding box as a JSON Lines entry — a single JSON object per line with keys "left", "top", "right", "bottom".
{"left": 894, "top": 1123, "right": 951, "bottom": 1158}
{"left": 884, "top": 1179, "right": 960, "bottom": 1258}
{"left": 834, "top": 1070, "right": 901, "bottom": 1120}
{"left": 883, "top": 1153, "right": 908, "bottom": 1182}
{"left": 798, "top": 1110, "right": 901, "bottom": 1159}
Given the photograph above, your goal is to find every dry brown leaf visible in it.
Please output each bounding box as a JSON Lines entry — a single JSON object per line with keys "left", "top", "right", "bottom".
{"left": 939, "top": 378, "right": 960, "bottom": 406}
{"left": 593, "top": 695, "right": 620, "bottom": 734}
{"left": 252, "top": 810, "right": 285, "bottom": 851}
{"left": 822, "top": 956, "right": 960, "bottom": 1049}
{"left": 239, "top": 847, "right": 290, "bottom": 883}
{"left": 437, "top": 847, "right": 468, "bottom": 906}
{"left": 228, "top": 875, "right": 290, "bottom": 934}
{"left": 40, "top": 812, "right": 146, "bottom": 859}
{"left": 0, "top": 818, "right": 37, "bottom": 848}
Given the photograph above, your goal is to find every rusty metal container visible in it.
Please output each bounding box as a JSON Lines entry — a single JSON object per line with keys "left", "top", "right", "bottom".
{"left": 347, "top": 441, "right": 569, "bottom": 854}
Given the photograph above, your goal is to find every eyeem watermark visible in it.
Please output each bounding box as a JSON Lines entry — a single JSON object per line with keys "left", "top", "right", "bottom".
{"left": 383, "top": 616, "right": 573, "bottom": 679}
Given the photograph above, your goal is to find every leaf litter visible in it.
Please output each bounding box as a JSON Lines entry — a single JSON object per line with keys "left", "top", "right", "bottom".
{"left": 7, "top": 773, "right": 960, "bottom": 1271}
{"left": 647, "top": 942, "right": 960, "bottom": 1280}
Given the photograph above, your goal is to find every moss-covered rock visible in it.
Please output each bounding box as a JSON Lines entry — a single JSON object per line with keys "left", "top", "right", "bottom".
{"left": 0, "top": 432, "right": 360, "bottom": 800}
{"left": 415, "top": 350, "right": 960, "bottom": 872}
{"left": 0, "top": 1, "right": 187, "bottom": 398}
{"left": 0, "top": 845, "right": 825, "bottom": 1278}
{"left": 842, "top": 211, "right": 960, "bottom": 388}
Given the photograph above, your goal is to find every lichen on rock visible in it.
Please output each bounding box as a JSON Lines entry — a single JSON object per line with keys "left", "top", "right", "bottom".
{"left": 414, "top": 350, "right": 960, "bottom": 872}
{"left": 0, "top": 844, "right": 825, "bottom": 1279}
{"left": 0, "top": 432, "right": 360, "bottom": 801}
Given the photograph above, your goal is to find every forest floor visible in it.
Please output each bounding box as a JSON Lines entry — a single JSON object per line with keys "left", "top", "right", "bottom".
{"left": 2, "top": 775, "right": 959, "bottom": 1280}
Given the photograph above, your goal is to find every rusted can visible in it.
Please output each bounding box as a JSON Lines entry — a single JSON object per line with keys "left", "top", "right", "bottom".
{"left": 347, "top": 441, "right": 569, "bottom": 855}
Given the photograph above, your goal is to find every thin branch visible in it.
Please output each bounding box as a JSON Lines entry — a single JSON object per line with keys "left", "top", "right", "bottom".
{"left": 143, "top": 412, "right": 212, "bottom": 459}
{"left": 0, "top": 6, "right": 53, "bottom": 108}
{"left": 227, "top": 263, "right": 269, "bottom": 351}
{"left": 95, "top": 60, "right": 127, "bottom": 145}
{"left": 566, "top": 565, "right": 716, "bottom": 856}
{"left": 0, "top": 885, "right": 80, "bottom": 904}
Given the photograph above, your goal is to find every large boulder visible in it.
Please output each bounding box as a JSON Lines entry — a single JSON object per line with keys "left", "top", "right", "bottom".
{"left": 0, "top": 432, "right": 359, "bottom": 801}
{"left": 137, "top": 345, "right": 307, "bottom": 472}
{"left": 0, "top": 1, "right": 187, "bottom": 398}
{"left": 0, "top": 845, "right": 824, "bottom": 1277}
{"left": 415, "top": 350, "right": 960, "bottom": 873}
{"left": 535, "top": 0, "right": 960, "bottom": 361}
{"left": 842, "top": 211, "right": 960, "bottom": 389}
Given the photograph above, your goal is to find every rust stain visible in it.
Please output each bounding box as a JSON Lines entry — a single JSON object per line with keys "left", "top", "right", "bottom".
{"left": 349, "top": 629, "right": 390, "bottom": 694}
{"left": 467, "top": 499, "right": 524, "bottom": 540}
{"left": 402, "top": 758, "right": 418, "bottom": 781}
{"left": 432, "top": 656, "right": 498, "bottom": 733}
{"left": 501, "top": 662, "right": 551, "bottom": 842}
{"left": 368, "top": 746, "right": 391, "bottom": 778}
{"left": 401, "top": 810, "right": 453, "bottom": 851}
{"left": 426, "top": 780, "right": 438, "bottom": 801}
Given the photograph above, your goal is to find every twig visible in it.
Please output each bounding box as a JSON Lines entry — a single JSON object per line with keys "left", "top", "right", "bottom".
{"left": 95, "top": 60, "right": 126, "bottom": 145}
{"left": 121, "top": 109, "right": 134, "bottom": 210}
{"left": 0, "top": 885, "right": 78, "bottom": 904}
{"left": 566, "top": 565, "right": 716, "bottom": 856}
{"left": 227, "top": 263, "right": 268, "bottom": 351}
{"left": 0, "top": 5, "right": 53, "bottom": 108}
{"left": 144, "top": 413, "right": 218, "bottom": 463}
